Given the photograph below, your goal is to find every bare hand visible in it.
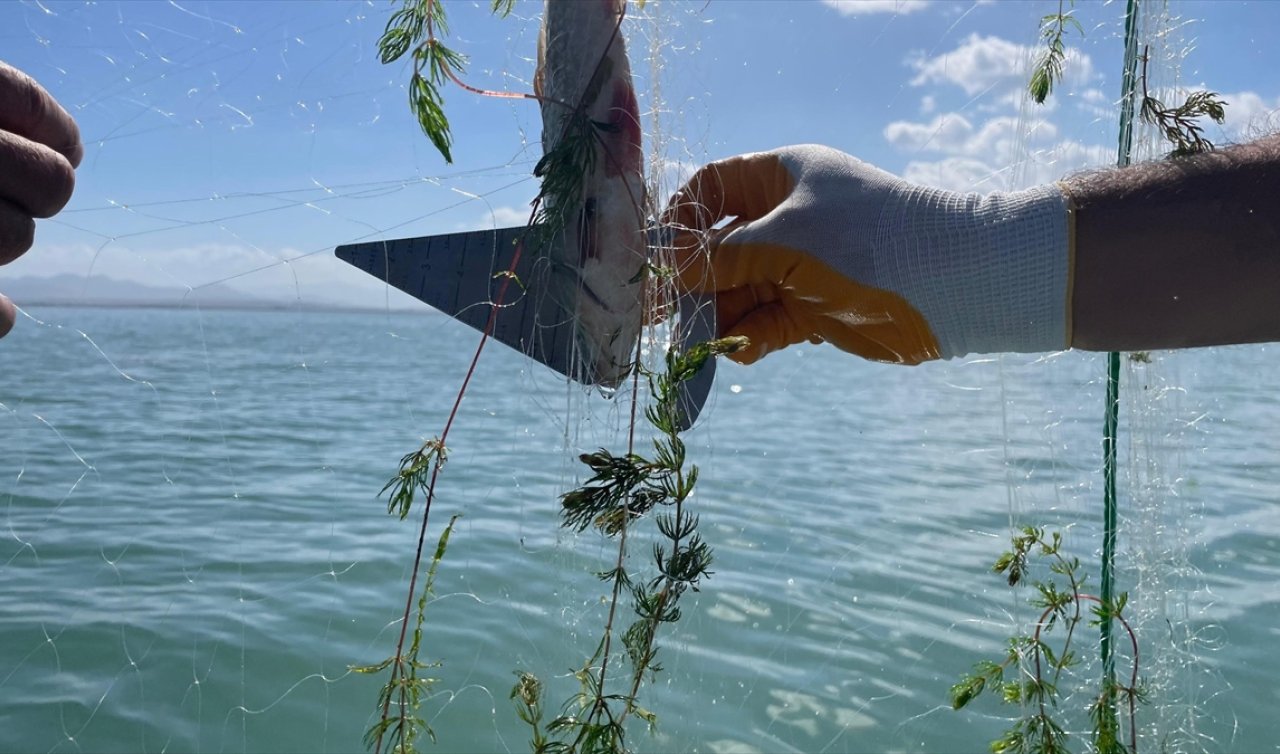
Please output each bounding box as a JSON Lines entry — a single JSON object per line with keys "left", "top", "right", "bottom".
{"left": 0, "top": 61, "right": 82, "bottom": 338}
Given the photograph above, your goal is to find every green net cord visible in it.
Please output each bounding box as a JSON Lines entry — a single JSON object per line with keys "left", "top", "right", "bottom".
{"left": 1101, "top": 0, "right": 1142, "bottom": 734}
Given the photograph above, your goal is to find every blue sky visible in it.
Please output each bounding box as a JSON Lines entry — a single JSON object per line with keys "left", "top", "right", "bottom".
{"left": 3, "top": 0, "right": 1278, "bottom": 307}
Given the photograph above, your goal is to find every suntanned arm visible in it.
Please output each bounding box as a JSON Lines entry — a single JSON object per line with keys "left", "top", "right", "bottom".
{"left": 1068, "top": 135, "right": 1280, "bottom": 352}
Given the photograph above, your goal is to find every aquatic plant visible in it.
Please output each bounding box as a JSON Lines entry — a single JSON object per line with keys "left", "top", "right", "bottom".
{"left": 510, "top": 335, "right": 746, "bottom": 754}
{"left": 376, "top": 0, "right": 610, "bottom": 235}
{"left": 1029, "top": 7, "right": 1227, "bottom": 161}
{"left": 1013, "top": 19, "right": 1226, "bottom": 748}
{"left": 362, "top": 3, "right": 732, "bottom": 752}
{"left": 1029, "top": 0, "right": 1081, "bottom": 104}
{"left": 951, "top": 526, "right": 1144, "bottom": 754}
{"left": 351, "top": 507, "right": 459, "bottom": 752}
{"left": 357, "top": 332, "right": 742, "bottom": 754}
{"left": 376, "top": 0, "right": 518, "bottom": 163}
{"left": 1137, "top": 47, "right": 1226, "bottom": 158}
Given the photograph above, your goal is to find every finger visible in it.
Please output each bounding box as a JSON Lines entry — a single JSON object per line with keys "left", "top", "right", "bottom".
{"left": 0, "top": 61, "right": 83, "bottom": 167}
{"left": 819, "top": 314, "right": 936, "bottom": 365}
{"left": 713, "top": 283, "right": 775, "bottom": 336}
{"left": 670, "top": 222, "right": 744, "bottom": 295}
{"left": 0, "top": 197, "right": 36, "bottom": 265}
{"left": 677, "top": 236, "right": 824, "bottom": 301}
{"left": 0, "top": 293, "right": 15, "bottom": 339}
{"left": 0, "top": 129, "right": 76, "bottom": 218}
{"left": 721, "top": 299, "right": 813, "bottom": 365}
{"left": 662, "top": 151, "right": 795, "bottom": 234}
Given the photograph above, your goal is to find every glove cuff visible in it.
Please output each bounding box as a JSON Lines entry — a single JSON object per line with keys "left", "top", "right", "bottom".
{"left": 874, "top": 182, "right": 1072, "bottom": 360}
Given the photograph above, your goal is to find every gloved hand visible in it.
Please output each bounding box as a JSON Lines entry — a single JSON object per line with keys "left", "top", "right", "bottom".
{"left": 664, "top": 145, "right": 1072, "bottom": 365}
{"left": 0, "top": 61, "right": 82, "bottom": 338}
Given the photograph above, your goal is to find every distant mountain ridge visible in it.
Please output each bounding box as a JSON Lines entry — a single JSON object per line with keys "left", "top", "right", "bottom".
{"left": 4, "top": 274, "right": 266, "bottom": 308}
{"left": 3, "top": 274, "right": 426, "bottom": 312}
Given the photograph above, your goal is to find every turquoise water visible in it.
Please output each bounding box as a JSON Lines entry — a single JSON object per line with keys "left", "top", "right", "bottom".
{"left": 3, "top": 306, "right": 1279, "bottom": 752}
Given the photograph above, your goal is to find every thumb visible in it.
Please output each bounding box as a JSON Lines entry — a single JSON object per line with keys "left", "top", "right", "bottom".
{"left": 0, "top": 293, "right": 16, "bottom": 339}
{"left": 663, "top": 150, "right": 797, "bottom": 234}
{"left": 718, "top": 289, "right": 818, "bottom": 365}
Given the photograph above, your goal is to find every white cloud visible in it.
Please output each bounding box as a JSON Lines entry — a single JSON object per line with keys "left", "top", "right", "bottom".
{"left": 901, "top": 157, "right": 1000, "bottom": 192}
{"left": 970, "top": 116, "right": 1058, "bottom": 155}
{"left": 883, "top": 32, "right": 1112, "bottom": 193}
{"left": 883, "top": 114, "right": 975, "bottom": 152}
{"left": 656, "top": 157, "right": 700, "bottom": 195}
{"left": 9, "top": 241, "right": 273, "bottom": 291}
{"left": 1022, "top": 139, "right": 1114, "bottom": 182}
{"left": 480, "top": 205, "right": 533, "bottom": 229}
{"left": 1071, "top": 87, "right": 1114, "bottom": 119}
{"left": 884, "top": 106, "right": 1107, "bottom": 192}
{"left": 822, "top": 0, "right": 930, "bottom": 17}
{"left": 909, "top": 34, "right": 1029, "bottom": 96}
{"left": 908, "top": 33, "right": 1094, "bottom": 98}
{"left": 884, "top": 113, "right": 1058, "bottom": 158}
{"left": 1215, "top": 90, "right": 1280, "bottom": 141}
{"left": 1080, "top": 88, "right": 1110, "bottom": 105}
{"left": 902, "top": 138, "right": 1113, "bottom": 192}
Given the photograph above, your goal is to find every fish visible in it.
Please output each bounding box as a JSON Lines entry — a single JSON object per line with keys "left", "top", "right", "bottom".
{"left": 535, "top": 0, "right": 647, "bottom": 388}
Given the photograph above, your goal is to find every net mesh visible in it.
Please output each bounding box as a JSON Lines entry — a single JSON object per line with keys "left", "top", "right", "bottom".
{"left": 1, "top": 1, "right": 1274, "bottom": 752}
{"left": 993, "top": 3, "right": 1224, "bottom": 751}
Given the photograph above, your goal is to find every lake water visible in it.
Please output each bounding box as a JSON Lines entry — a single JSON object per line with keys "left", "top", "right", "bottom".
{"left": 2, "top": 306, "right": 1278, "bottom": 752}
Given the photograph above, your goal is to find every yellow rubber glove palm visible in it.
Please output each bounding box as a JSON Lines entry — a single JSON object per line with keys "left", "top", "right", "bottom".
{"left": 665, "top": 145, "right": 1071, "bottom": 366}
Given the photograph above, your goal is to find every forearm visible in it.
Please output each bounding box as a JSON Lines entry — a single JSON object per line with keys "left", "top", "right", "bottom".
{"left": 1065, "top": 135, "right": 1280, "bottom": 351}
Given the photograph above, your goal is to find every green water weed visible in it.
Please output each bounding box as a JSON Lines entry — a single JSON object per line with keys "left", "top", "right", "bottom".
{"left": 952, "top": 526, "right": 1144, "bottom": 754}
{"left": 377, "top": 0, "right": 518, "bottom": 163}
{"left": 353, "top": 513, "right": 460, "bottom": 754}
{"left": 376, "top": 0, "right": 620, "bottom": 246}
{"left": 513, "top": 336, "right": 747, "bottom": 754}
{"left": 382, "top": 439, "right": 448, "bottom": 520}
{"left": 1138, "top": 46, "right": 1226, "bottom": 158}
{"left": 1029, "top": 5, "right": 1230, "bottom": 163}
{"left": 1029, "top": 0, "right": 1081, "bottom": 104}
{"left": 371, "top": 5, "right": 723, "bottom": 751}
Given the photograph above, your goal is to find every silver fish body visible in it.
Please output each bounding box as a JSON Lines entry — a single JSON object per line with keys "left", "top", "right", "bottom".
{"left": 536, "top": 0, "right": 646, "bottom": 387}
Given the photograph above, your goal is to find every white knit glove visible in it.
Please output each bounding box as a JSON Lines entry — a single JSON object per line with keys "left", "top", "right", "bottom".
{"left": 665, "top": 145, "right": 1072, "bottom": 364}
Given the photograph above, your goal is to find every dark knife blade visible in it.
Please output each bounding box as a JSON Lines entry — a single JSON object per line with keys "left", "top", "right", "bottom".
{"left": 335, "top": 225, "right": 716, "bottom": 429}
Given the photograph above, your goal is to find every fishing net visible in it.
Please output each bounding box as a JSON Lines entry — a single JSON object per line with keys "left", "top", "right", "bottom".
{"left": 1, "top": 2, "right": 1275, "bottom": 752}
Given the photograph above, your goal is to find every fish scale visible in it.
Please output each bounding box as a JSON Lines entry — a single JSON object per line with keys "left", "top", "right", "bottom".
{"left": 536, "top": 0, "right": 647, "bottom": 387}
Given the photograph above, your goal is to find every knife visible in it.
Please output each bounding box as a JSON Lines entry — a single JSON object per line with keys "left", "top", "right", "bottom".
{"left": 335, "top": 225, "right": 716, "bottom": 430}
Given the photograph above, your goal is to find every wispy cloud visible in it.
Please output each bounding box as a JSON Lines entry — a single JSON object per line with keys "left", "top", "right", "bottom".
{"left": 479, "top": 205, "right": 533, "bottom": 228}
{"left": 884, "top": 114, "right": 975, "bottom": 153}
{"left": 821, "top": 0, "right": 931, "bottom": 17}
{"left": 883, "top": 33, "right": 1112, "bottom": 192}
{"left": 883, "top": 104, "right": 1100, "bottom": 192}
{"left": 901, "top": 140, "right": 1113, "bottom": 192}
{"left": 1213, "top": 90, "right": 1280, "bottom": 141}
{"left": 908, "top": 33, "right": 1095, "bottom": 98}
{"left": 885, "top": 114, "right": 1059, "bottom": 157}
